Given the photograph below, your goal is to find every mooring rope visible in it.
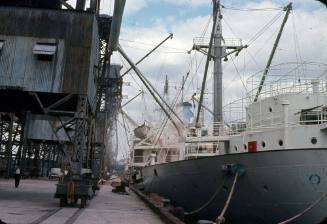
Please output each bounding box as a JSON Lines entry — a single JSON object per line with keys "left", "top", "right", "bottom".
{"left": 277, "top": 189, "right": 327, "bottom": 224}
{"left": 184, "top": 178, "right": 227, "bottom": 216}
{"left": 216, "top": 172, "right": 239, "bottom": 224}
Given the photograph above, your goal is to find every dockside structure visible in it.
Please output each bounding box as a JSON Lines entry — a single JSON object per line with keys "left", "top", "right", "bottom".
{"left": 0, "top": 0, "right": 124, "bottom": 206}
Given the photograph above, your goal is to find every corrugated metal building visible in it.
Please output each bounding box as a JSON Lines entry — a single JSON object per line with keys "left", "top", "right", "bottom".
{"left": 0, "top": 5, "right": 98, "bottom": 115}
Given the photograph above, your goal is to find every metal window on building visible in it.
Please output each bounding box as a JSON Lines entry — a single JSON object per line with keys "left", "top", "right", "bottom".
{"left": 33, "top": 43, "right": 57, "bottom": 61}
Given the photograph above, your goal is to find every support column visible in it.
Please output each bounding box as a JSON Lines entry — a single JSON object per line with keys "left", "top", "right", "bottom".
{"left": 72, "top": 95, "right": 88, "bottom": 175}
{"left": 33, "top": 144, "right": 40, "bottom": 178}
{"left": 21, "top": 111, "right": 31, "bottom": 172}
{"left": 6, "top": 114, "right": 14, "bottom": 177}
{"left": 47, "top": 146, "right": 51, "bottom": 177}
{"left": 41, "top": 148, "right": 45, "bottom": 177}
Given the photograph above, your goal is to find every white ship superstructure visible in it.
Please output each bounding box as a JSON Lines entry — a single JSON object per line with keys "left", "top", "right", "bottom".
{"left": 186, "top": 71, "right": 327, "bottom": 158}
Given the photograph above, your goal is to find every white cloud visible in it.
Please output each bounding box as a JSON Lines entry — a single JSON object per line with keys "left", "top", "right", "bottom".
{"left": 123, "top": 0, "right": 149, "bottom": 15}
{"left": 68, "top": 0, "right": 149, "bottom": 15}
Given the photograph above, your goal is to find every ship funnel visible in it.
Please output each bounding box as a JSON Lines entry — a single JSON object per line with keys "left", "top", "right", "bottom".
{"left": 311, "top": 79, "right": 320, "bottom": 94}
{"left": 108, "top": 0, "right": 126, "bottom": 53}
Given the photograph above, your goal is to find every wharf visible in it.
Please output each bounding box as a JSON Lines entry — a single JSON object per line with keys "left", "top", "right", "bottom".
{"left": 0, "top": 179, "right": 165, "bottom": 224}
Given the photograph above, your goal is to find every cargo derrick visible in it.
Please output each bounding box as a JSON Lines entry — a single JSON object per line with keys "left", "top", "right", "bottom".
{"left": 0, "top": 0, "right": 125, "bottom": 207}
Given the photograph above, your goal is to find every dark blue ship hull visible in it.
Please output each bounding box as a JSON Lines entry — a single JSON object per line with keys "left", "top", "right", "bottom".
{"left": 137, "top": 149, "right": 327, "bottom": 224}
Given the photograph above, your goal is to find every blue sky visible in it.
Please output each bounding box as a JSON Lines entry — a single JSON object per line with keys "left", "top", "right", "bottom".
{"left": 121, "top": 0, "right": 325, "bottom": 28}
{"left": 123, "top": 3, "right": 210, "bottom": 27}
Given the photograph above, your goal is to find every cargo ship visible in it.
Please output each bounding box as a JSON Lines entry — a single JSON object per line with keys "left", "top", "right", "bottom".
{"left": 127, "top": 1, "right": 327, "bottom": 223}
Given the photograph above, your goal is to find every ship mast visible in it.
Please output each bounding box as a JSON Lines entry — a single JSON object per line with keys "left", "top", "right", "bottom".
{"left": 194, "top": 0, "right": 221, "bottom": 129}
{"left": 194, "top": 0, "right": 245, "bottom": 135}
{"left": 212, "top": 0, "right": 223, "bottom": 135}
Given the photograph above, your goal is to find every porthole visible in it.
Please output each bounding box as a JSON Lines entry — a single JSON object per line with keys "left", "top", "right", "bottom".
{"left": 243, "top": 144, "right": 247, "bottom": 150}
{"left": 269, "top": 107, "right": 273, "bottom": 112}
{"left": 262, "top": 141, "right": 266, "bottom": 148}
{"left": 311, "top": 137, "right": 317, "bottom": 145}
{"left": 234, "top": 145, "right": 238, "bottom": 151}
{"left": 278, "top": 139, "right": 283, "bottom": 146}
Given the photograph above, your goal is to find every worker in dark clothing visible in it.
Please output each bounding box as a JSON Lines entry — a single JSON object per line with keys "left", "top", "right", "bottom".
{"left": 14, "top": 167, "right": 21, "bottom": 188}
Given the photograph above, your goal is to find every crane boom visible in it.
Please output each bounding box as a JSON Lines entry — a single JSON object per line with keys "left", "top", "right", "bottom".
{"left": 254, "top": 3, "right": 292, "bottom": 102}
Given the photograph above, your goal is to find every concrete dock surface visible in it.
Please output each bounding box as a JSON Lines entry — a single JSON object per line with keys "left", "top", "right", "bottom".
{"left": 0, "top": 179, "right": 165, "bottom": 224}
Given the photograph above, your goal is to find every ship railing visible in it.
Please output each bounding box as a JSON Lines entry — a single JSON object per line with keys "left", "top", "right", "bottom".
{"left": 131, "top": 162, "right": 147, "bottom": 168}
{"left": 189, "top": 108, "right": 327, "bottom": 138}
{"left": 216, "top": 62, "right": 327, "bottom": 127}
{"left": 223, "top": 97, "right": 248, "bottom": 128}
{"left": 186, "top": 121, "right": 246, "bottom": 138}
{"left": 133, "top": 156, "right": 145, "bottom": 163}
{"left": 248, "top": 79, "right": 327, "bottom": 101}
{"left": 193, "top": 37, "right": 210, "bottom": 47}
{"left": 193, "top": 37, "right": 242, "bottom": 48}
{"left": 213, "top": 121, "right": 247, "bottom": 135}
{"left": 184, "top": 142, "right": 219, "bottom": 159}
{"left": 246, "top": 62, "right": 327, "bottom": 101}
{"left": 133, "top": 154, "right": 156, "bottom": 166}
{"left": 247, "top": 106, "right": 327, "bottom": 129}
{"left": 224, "top": 38, "right": 243, "bottom": 48}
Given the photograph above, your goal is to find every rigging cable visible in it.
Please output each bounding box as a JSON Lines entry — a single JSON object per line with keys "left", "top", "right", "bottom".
{"left": 201, "top": 15, "right": 213, "bottom": 38}
{"left": 153, "top": 72, "right": 190, "bottom": 146}
{"left": 184, "top": 53, "right": 206, "bottom": 99}
{"left": 119, "top": 47, "right": 184, "bottom": 126}
{"left": 240, "top": 22, "right": 285, "bottom": 99}
{"left": 118, "top": 53, "right": 143, "bottom": 90}
{"left": 248, "top": 10, "right": 284, "bottom": 46}
{"left": 120, "top": 39, "right": 188, "bottom": 52}
{"left": 222, "top": 5, "right": 283, "bottom": 12}
{"left": 245, "top": 48, "right": 262, "bottom": 71}
{"left": 291, "top": 11, "right": 304, "bottom": 77}
{"left": 122, "top": 44, "right": 187, "bottom": 54}
{"left": 120, "top": 112, "right": 131, "bottom": 147}
{"left": 245, "top": 23, "right": 283, "bottom": 71}
{"left": 118, "top": 45, "right": 183, "bottom": 135}
{"left": 153, "top": 54, "right": 168, "bottom": 93}
{"left": 115, "top": 118, "right": 129, "bottom": 156}
{"left": 222, "top": 15, "right": 238, "bottom": 38}
{"left": 229, "top": 55, "right": 248, "bottom": 94}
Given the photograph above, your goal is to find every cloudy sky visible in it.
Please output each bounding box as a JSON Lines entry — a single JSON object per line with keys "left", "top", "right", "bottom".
{"left": 80, "top": 0, "right": 327, "bottom": 159}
